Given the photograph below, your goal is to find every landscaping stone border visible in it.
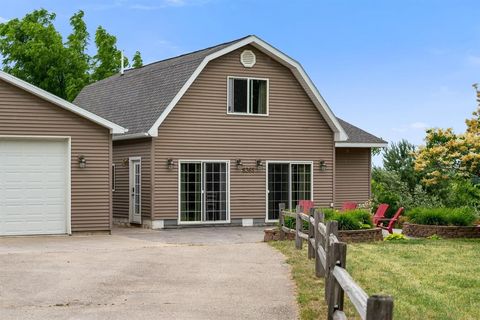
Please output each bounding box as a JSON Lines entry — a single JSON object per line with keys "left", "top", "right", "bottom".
{"left": 263, "top": 228, "right": 295, "bottom": 242}
{"left": 403, "top": 223, "right": 480, "bottom": 238}
{"left": 264, "top": 227, "right": 383, "bottom": 243}
{"left": 338, "top": 228, "right": 383, "bottom": 243}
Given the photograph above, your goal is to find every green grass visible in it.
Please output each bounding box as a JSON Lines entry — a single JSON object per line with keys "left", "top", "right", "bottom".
{"left": 270, "top": 239, "right": 480, "bottom": 320}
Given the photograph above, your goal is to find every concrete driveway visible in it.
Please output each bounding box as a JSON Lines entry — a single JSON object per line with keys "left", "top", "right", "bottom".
{"left": 0, "top": 227, "right": 298, "bottom": 320}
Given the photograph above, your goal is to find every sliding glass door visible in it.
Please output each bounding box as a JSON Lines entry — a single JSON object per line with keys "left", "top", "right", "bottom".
{"left": 180, "top": 161, "right": 229, "bottom": 223}
{"left": 267, "top": 162, "right": 312, "bottom": 221}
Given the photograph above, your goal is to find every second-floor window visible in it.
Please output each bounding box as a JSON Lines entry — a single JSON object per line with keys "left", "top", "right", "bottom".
{"left": 227, "top": 77, "right": 268, "bottom": 115}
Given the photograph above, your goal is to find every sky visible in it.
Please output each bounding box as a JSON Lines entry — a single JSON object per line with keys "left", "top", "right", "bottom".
{"left": 1, "top": 0, "right": 480, "bottom": 165}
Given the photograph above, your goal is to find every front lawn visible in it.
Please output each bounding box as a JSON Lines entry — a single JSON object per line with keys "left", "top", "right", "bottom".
{"left": 270, "top": 239, "right": 480, "bottom": 320}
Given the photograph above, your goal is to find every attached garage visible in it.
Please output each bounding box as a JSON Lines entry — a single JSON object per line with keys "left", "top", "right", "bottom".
{"left": 0, "top": 138, "right": 69, "bottom": 235}
{"left": 0, "top": 71, "right": 126, "bottom": 236}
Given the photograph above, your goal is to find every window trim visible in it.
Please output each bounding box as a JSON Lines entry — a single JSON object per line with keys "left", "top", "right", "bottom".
{"left": 226, "top": 76, "right": 269, "bottom": 116}
{"left": 177, "top": 159, "right": 231, "bottom": 225}
{"left": 265, "top": 160, "right": 314, "bottom": 222}
{"left": 112, "top": 163, "right": 116, "bottom": 192}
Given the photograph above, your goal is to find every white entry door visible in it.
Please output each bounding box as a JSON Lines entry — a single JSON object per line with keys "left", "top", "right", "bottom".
{"left": 0, "top": 138, "right": 69, "bottom": 235}
{"left": 129, "top": 157, "right": 141, "bottom": 224}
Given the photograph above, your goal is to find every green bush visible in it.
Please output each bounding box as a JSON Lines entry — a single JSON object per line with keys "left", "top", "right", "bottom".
{"left": 384, "top": 233, "right": 408, "bottom": 241}
{"left": 283, "top": 214, "right": 309, "bottom": 230}
{"left": 335, "top": 214, "right": 360, "bottom": 230}
{"left": 320, "top": 208, "right": 374, "bottom": 231}
{"left": 407, "top": 207, "right": 478, "bottom": 226}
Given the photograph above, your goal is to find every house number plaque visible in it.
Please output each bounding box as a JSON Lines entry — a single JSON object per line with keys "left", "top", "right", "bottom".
{"left": 241, "top": 167, "right": 256, "bottom": 173}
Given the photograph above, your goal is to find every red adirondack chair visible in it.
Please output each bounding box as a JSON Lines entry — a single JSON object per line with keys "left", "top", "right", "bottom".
{"left": 341, "top": 202, "right": 357, "bottom": 211}
{"left": 298, "top": 200, "right": 315, "bottom": 213}
{"left": 372, "top": 203, "right": 389, "bottom": 225}
{"left": 377, "top": 207, "right": 404, "bottom": 234}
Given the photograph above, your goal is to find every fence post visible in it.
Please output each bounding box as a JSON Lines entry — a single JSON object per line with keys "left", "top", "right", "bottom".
{"left": 278, "top": 203, "right": 286, "bottom": 240}
{"left": 324, "top": 221, "right": 338, "bottom": 301}
{"left": 314, "top": 209, "right": 325, "bottom": 277}
{"left": 295, "top": 205, "right": 302, "bottom": 249}
{"left": 327, "top": 241, "right": 347, "bottom": 320}
{"left": 366, "top": 295, "right": 394, "bottom": 320}
{"left": 307, "top": 208, "right": 315, "bottom": 259}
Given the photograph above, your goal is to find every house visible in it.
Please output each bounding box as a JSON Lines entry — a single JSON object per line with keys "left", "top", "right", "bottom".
{"left": 74, "top": 35, "right": 387, "bottom": 228}
{"left": 0, "top": 71, "right": 126, "bottom": 236}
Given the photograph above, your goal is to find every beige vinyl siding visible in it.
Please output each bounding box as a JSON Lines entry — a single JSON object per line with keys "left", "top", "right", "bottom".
{"left": 335, "top": 148, "right": 372, "bottom": 208}
{"left": 112, "top": 138, "right": 152, "bottom": 220}
{"left": 0, "top": 79, "right": 112, "bottom": 232}
{"left": 153, "top": 46, "right": 334, "bottom": 220}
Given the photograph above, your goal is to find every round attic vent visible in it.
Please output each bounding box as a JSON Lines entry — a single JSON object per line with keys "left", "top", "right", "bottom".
{"left": 240, "top": 50, "right": 256, "bottom": 68}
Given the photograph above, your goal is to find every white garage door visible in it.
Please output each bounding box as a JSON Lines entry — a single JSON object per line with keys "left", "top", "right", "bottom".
{"left": 0, "top": 138, "right": 69, "bottom": 235}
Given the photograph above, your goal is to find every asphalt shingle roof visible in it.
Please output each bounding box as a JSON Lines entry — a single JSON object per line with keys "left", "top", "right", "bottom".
{"left": 74, "top": 36, "right": 385, "bottom": 145}
{"left": 74, "top": 36, "right": 249, "bottom": 135}
{"left": 336, "top": 118, "right": 387, "bottom": 144}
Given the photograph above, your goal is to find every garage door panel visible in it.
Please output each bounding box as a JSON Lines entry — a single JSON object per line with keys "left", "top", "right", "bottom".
{"left": 0, "top": 138, "right": 69, "bottom": 235}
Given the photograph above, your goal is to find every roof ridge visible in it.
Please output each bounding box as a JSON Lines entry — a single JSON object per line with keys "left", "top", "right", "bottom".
{"left": 81, "top": 35, "right": 253, "bottom": 90}
{"left": 124, "top": 35, "right": 253, "bottom": 73}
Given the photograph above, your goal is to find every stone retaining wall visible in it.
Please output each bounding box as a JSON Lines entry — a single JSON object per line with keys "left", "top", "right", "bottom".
{"left": 264, "top": 227, "right": 383, "bottom": 243}
{"left": 403, "top": 223, "right": 480, "bottom": 238}
{"left": 338, "top": 228, "right": 383, "bottom": 243}
{"left": 263, "top": 228, "right": 295, "bottom": 242}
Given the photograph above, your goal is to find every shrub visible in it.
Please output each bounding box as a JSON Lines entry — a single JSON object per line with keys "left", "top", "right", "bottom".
{"left": 335, "top": 214, "right": 361, "bottom": 230}
{"left": 407, "top": 207, "right": 478, "bottom": 226}
{"left": 282, "top": 214, "right": 310, "bottom": 230}
{"left": 320, "top": 208, "right": 374, "bottom": 231}
{"left": 322, "top": 208, "right": 337, "bottom": 221}
{"left": 283, "top": 215, "right": 295, "bottom": 230}
{"left": 384, "top": 233, "right": 408, "bottom": 241}
{"left": 427, "top": 234, "right": 442, "bottom": 240}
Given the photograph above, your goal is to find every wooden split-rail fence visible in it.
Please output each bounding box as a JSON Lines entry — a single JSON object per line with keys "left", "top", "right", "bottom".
{"left": 278, "top": 203, "right": 394, "bottom": 320}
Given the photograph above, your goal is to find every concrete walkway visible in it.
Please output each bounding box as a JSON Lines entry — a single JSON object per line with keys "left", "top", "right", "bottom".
{"left": 0, "top": 227, "right": 298, "bottom": 320}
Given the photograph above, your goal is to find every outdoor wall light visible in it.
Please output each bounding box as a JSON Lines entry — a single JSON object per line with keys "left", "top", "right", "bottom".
{"left": 319, "top": 160, "right": 327, "bottom": 172}
{"left": 256, "top": 159, "right": 264, "bottom": 168}
{"left": 236, "top": 159, "right": 243, "bottom": 168}
{"left": 122, "top": 158, "right": 129, "bottom": 167}
{"left": 167, "top": 158, "right": 174, "bottom": 169}
{"left": 78, "top": 155, "right": 87, "bottom": 169}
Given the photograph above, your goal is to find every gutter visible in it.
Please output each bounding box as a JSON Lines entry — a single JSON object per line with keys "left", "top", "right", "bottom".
{"left": 113, "top": 132, "right": 151, "bottom": 141}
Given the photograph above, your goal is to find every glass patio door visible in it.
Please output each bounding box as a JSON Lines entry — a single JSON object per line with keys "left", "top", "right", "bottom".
{"left": 180, "top": 161, "right": 228, "bottom": 223}
{"left": 267, "top": 162, "right": 312, "bottom": 221}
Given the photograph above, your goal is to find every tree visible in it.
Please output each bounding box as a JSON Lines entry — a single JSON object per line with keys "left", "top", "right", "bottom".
{"left": 65, "top": 10, "right": 90, "bottom": 101}
{"left": 0, "top": 9, "right": 69, "bottom": 98}
{"left": 382, "top": 139, "right": 418, "bottom": 191}
{"left": 132, "top": 51, "right": 143, "bottom": 68}
{"left": 92, "top": 26, "right": 128, "bottom": 81}
{"left": 414, "top": 108, "right": 480, "bottom": 186}
{"left": 0, "top": 9, "right": 141, "bottom": 101}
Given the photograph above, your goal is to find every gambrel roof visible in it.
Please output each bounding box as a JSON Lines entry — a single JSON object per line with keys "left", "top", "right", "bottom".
{"left": 74, "top": 35, "right": 385, "bottom": 146}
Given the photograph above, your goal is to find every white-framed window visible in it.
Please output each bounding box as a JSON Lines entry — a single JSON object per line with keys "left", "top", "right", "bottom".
{"left": 266, "top": 161, "right": 313, "bottom": 221}
{"left": 227, "top": 76, "right": 269, "bottom": 115}
{"left": 112, "top": 164, "right": 116, "bottom": 191}
{"left": 178, "top": 160, "right": 230, "bottom": 224}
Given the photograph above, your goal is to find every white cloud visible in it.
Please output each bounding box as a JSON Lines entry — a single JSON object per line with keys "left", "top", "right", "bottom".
{"left": 0, "top": 17, "right": 9, "bottom": 23}
{"left": 467, "top": 54, "right": 480, "bottom": 66}
{"left": 155, "top": 39, "right": 180, "bottom": 51}
{"left": 410, "top": 122, "right": 429, "bottom": 130}
{"left": 391, "top": 122, "right": 429, "bottom": 133}
{"left": 391, "top": 127, "right": 408, "bottom": 133}
{"left": 164, "top": 0, "right": 186, "bottom": 6}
